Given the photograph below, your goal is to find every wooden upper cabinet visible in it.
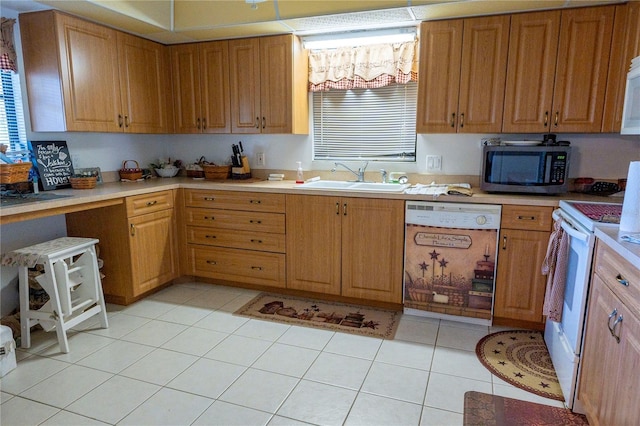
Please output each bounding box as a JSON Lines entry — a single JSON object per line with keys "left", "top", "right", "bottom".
{"left": 417, "top": 15, "right": 509, "bottom": 133}
{"left": 552, "top": 6, "right": 614, "bottom": 133}
{"left": 229, "top": 35, "right": 308, "bottom": 134}
{"left": 21, "top": 11, "right": 121, "bottom": 132}
{"left": 602, "top": 2, "right": 640, "bottom": 132}
{"left": 170, "top": 41, "right": 230, "bottom": 133}
{"left": 229, "top": 38, "right": 261, "bottom": 133}
{"left": 416, "top": 20, "right": 462, "bottom": 133}
{"left": 458, "top": 15, "right": 510, "bottom": 133}
{"left": 20, "top": 10, "right": 170, "bottom": 133}
{"left": 118, "top": 33, "right": 172, "bottom": 133}
{"left": 503, "top": 11, "right": 560, "bottom": 133}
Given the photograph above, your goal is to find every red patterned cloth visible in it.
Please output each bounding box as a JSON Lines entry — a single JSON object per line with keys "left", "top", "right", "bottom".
{"left": 541, "top": 217, "right": 569, "bottom": 322}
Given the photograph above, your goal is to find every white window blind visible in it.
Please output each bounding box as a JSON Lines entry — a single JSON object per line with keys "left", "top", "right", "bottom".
{"left": 313, "top": 82, "right": 417, "bottom": 162}
{"left": 0, "top": 70, "right": 28, "bottom": 160}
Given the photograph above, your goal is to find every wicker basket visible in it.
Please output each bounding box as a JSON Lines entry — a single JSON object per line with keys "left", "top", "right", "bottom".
{"left": 70, "top": 176, "right": 97, "bottom": 189}
{"left": 119, "top": 160, "right": 143, "bottom": 180}
{"left": 0, "top": 163, "right": 32, "bottom": 184}
{"left": 186, "top": 169, "right": 205, "bottom": 178}
{"left": 203, "top": 164, "right": 231, "bottom": 180}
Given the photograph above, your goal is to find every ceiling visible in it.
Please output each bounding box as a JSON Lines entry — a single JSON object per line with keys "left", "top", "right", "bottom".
{"left": 2, "top": 0, "right": 622, "bottom": 45}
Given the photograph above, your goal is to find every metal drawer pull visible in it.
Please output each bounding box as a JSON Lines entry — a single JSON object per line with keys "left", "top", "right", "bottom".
{"left": 250, "top": 239, "right": 263, "bottom": 244}
{"left": 502, "top": 235, "right": 507, "bottom": 250}
{"left": 611, "top": 315, "right": 623, "bottom": 343}
{"left": 251, "top": 266, "right": 263, "bottom": 271}
{"left": 124, "top": 115, "right": 129, "bottom": 127}
{"left": 249, "top": 220, "right": 262, "bottom": 224}
{"left": 202, "top": 118, "right": 207, "bottom": 130}
{"left": 250, "top": 200, "right": 262, "bottom": 204}
{"left": 204, "top": 216, "right": 215, "bottom": 220}
{"left": 554, "top": 111, "right": 559, "bottom": 126}
{"left": 262, "top": 117, "right": 266, "bottom": 129}
{"left": 146, "top": 200, "right": 158, "bottom": 206}
{"left": 205, "top": 235, "right": 216, "bottom": 239}
{"left": 450, "top": 113, "right": 456, "bottom": 127}
{"left": 130, "top": 224, "right": 135, "bottom": 236}
{"left": 118, "top": 114, "right": 123, "bottom": 128}
{"left": 517, "top": 216, "right": 535, "bottom": 221}
{"left": 197, "top": 118, "right": 201, "bottom": 129}
{"left": 459, "top": 113, "right": 464, "bottom": 128}
{"left": 544, "top": 111, "right": 549, "bottom": 126}
{"left": 336, "top": 202, "right": 340, "bottom": 215}
{"left": 204, "top": 197, "right": 215, "bottom": 201}
{"left": 616, "top": 274, "right": 629, "bottom": 287}
{"left": 607, "top": 308, "right": 618, "bottom": 335}
{"left": 255, "top": 117, "right": 260, "bottom": 129}
{"left": 206, "top": 260, "right": 217, "bottom": 265}
{"left": 343, "top": 203, "right": 347, "bottom": 216}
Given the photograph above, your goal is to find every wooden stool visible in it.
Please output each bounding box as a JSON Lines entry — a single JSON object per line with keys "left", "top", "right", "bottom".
{"left": 1, "top": 237, "right": 109, "bottom": 353}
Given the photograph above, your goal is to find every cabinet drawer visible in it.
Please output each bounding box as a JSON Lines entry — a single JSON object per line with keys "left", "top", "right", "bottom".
{"left": 126, "top": 190, "right": 174, "bottom": 216}
{"left": 186, "top": 207, "right": 285, "bottom": 234}
{"left": 184, "top": 189, "right": 285, "bottom": 212}
{"left": 188, "top": 245, "right": 285, "bottom": 288}
{"left": 594, "top": 241, "right": 640, "bottom": 314}
{"left": 187, "top": 226, "right": 286, "bottom": 253}
{"left": 501, "top": 205, "right": 553, "bottom": 231}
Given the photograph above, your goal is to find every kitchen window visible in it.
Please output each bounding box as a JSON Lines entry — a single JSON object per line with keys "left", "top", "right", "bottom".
{"left": 0, "top": 70, "right": 28, "bottom": 160}
{"left": 312, "top": 82, "right": 417, "bottom": 162}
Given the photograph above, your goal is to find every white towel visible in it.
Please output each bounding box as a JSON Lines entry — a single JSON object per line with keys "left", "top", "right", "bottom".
{"left": 541, "top": 217, "right": 569, "bottom": 322}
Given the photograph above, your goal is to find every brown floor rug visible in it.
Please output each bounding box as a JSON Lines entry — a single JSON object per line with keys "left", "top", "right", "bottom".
{"left": 234, "top": 293, "right": 400, "bottom": 339}
{"left": 476, "top": 330, "right": 564, "bottom": 401}
{"left": 464, "top": 391, "right": 588, "bottom": 425}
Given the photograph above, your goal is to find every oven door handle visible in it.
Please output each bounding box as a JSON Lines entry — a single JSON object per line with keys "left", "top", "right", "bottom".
{"left": 553, "top": 210, "right": 589, "bottom": 242}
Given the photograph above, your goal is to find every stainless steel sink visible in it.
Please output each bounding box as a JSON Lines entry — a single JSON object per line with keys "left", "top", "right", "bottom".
{"left": 295, "top": 181, "right": 409, "bottom": 192}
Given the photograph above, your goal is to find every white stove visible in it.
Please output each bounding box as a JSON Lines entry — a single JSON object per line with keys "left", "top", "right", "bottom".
{"left": 545, "top": 199, "right": 621, "bottom": 412}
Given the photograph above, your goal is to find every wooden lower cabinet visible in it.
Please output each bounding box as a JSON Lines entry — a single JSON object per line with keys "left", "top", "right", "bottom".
{"left": 578, "top": 242, "right": 640, "bottom": 426}
{"left": 66, "top": 190, "right": 178, "bottom": 304}
{"left": 183, "top": 189, "right": 286, "bottom": 288}
{"left": 493, "top": 205, "right": 553, "bottom": 328}
{"left": 286, "top": 195, "right": 404, "bottom": 304}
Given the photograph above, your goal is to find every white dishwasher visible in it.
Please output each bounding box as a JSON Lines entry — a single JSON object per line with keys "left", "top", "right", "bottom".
{"left": 404, "top": 201, "right": 502, "bottom": 325}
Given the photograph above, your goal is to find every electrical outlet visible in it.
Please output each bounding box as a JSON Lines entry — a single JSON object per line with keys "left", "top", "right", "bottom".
{"left": 71, "top": 154, "right": 81, "bottom": 169}
{"left": 426, "top": 155, "right": 442, "bottom": 172}
{"left": 255, "top": 152, "right": 265, "bottom": 167}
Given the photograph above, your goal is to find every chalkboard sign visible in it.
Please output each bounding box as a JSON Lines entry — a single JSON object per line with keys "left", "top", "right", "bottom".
{"left": 30, "top": 141, "right": 74, "bottom": 190}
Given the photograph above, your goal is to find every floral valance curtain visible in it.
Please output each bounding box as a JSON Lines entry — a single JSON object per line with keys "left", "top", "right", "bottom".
{"left": 1, "top": 18, "right": 18, "bottom": 72}
{"left": 308, "top": 41, "right": 418, "bottom": 92}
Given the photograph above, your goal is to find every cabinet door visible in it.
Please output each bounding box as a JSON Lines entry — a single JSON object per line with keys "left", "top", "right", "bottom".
{"left": 494, "top": 229, "right": 548, "bottom": 324}
{"left": 117, "top": 33, "right": 170, "bottom": 134}
{"left": 229, "top": 38, "right": 261, "bottom": 133}
{"left": 55, "top": 13, "right": 122, "bottom": 132}
{"left": 416, "top": 20, "right": 463, "bottom": 133}
{"left": 200, "top": 41, "right": 231, "bottom": 133}
{"left": 552, "top": 6, "right": 614, "bottom": 132}
{"left": 286, "top": 195, "right": 342, "bottom": 295}
{"left": 458, "top": 15, "right": 510, "bottom": 133}
{"left": 503, "top": 11, "right": 560, "bottom": 133}
{"left": 129, "top": 209, "right": 178, "bottom": 297}
{"left": 171, "top": 44, "right": 202, "bottom": 133}
{"left": 602, "top": 2, "right": 640, "bottom": 132}
{"left": 260, "top": 35, "right": 293, "bottom": 133}
{"left": 341, "top": 198, "right": 404, "bottom": 303}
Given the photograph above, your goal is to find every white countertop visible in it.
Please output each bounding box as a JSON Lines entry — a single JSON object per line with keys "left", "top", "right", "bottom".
{"left": 0, "top": 177, "right": 624, "bottom": 225}
{"left": 595, "top": 226, "right": 640, "bottom": 267}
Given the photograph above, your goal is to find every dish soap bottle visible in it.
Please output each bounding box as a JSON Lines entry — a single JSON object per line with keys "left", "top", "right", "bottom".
{"left": 296, "top": 161, "right": 304, "bottom": 184}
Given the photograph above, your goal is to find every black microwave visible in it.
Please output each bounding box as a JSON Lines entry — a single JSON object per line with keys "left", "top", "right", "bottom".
{"left": 481, "top": 145, "right": 571, "bottom": 194}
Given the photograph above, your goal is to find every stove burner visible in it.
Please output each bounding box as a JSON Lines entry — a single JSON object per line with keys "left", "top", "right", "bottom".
{"left": 572, "top": 203, "right": 623, "bottom": 223}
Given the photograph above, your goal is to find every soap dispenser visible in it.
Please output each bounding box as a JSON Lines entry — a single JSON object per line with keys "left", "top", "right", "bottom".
{"left": 296, "top": 161, "right": 304, "bottom": 184}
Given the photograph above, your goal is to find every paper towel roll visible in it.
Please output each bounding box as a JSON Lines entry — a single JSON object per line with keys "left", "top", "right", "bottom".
{"left": 620, "top": 161, "right": 640, "bottom": 232}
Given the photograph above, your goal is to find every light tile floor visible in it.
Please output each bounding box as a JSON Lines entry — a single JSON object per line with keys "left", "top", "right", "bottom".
{"left": 0, "top": 282, "right": 565, "bottom": 425}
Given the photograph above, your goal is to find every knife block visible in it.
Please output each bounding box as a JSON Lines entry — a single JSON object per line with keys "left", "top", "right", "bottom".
{"left": 232, "top": 156, "right": 251, "bottom": 180}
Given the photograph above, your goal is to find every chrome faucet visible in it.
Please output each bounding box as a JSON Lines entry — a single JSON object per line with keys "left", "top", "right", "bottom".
{"left": 332, "top": 161, "right": 369, "bottom": 182}
{"left": 380, "top": 169, "right": 388, "bottom": 183}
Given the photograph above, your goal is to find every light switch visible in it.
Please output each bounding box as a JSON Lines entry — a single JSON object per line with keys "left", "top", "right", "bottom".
{"left": 426, "top": 155, "right": 442, "bottom": 172}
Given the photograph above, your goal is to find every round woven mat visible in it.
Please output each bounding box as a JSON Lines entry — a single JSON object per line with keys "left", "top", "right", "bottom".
{"left": 475, "top": 330, "right": 564, "bottom": 401}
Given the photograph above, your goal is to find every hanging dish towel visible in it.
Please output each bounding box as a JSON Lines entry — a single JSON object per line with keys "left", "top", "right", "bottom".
{"left": 541, "top": 217, "right": 569, "bottom": 322}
